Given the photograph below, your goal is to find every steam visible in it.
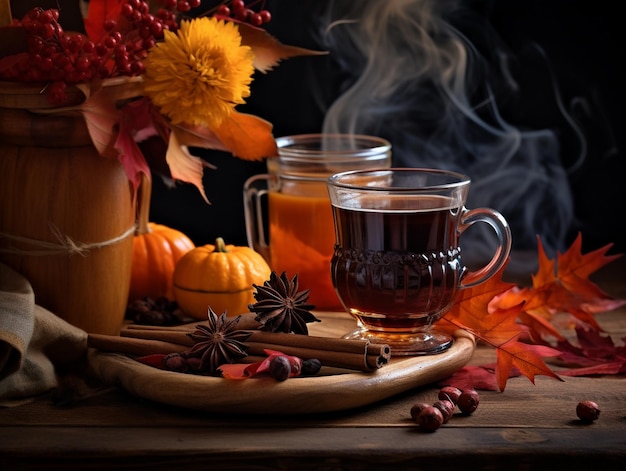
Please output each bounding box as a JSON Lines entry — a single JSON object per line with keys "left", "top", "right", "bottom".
{"left": 316, "top": 0, "right": 579, "bottom": 274}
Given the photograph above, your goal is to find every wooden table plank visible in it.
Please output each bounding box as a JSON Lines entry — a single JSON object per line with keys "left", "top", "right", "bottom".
{"left": 0, "top": 258, "right": 624, "bottom": 471}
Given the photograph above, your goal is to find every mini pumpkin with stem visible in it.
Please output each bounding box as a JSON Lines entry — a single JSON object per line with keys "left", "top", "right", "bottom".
{"left": 173, "top": 236, "right": 272, "bottom": 320}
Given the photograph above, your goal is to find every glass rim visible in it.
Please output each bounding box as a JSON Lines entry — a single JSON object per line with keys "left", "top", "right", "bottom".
{"left": 327, "top": 167, "right": 471, "bottom": 191}
{"left": 276, "top": 133, "right": 392, "bottom": 160}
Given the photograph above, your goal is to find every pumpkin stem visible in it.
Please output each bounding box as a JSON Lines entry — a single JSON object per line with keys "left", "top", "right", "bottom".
{"left": 215, "top": 237, "right": 228, "bottom": 253}
{"left": 136, "top": 172, "right": 152, "bottom": 236}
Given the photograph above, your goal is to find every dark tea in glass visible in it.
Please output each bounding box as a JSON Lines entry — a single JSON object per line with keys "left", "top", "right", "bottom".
{"left": 327, "top": 169, "right": 512, "bottom": 355}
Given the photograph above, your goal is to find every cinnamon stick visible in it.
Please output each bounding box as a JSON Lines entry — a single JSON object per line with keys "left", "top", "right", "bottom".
{"left": 125, "top": 312, "right": 262, "bottom": 331}
{"left": 120, "top": 327, "right": 391, "bottom": 371}
{"left": 120, "top": 328, "right": 194, "bottom": 346}
{"left": 245, "top": 343, "right": 386, "bottom": 370}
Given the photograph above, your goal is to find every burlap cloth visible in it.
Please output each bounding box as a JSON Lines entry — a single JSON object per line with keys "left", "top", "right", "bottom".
{"left": 0, "top": 262, "right": 88, "bottom": 406}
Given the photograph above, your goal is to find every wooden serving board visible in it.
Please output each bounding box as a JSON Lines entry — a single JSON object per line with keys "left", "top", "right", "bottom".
{"left": 87, "top": 312, "right": 475, "bottom": 415}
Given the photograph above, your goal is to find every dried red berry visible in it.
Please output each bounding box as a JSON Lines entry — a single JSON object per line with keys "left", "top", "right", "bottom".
{"left": 433, "top": 399, "right": 455, "bottom": 423}
{"left": 438, "top": 386, "right": 462, "bottom": 404}
{"left": 301, "top": 358, "right": 322, "bottom": 376}
{"left": 410, "top": 402, "right": 431, "bottom": 421}
{"left": 268, "top": 355, "right": 291, "bottom": 381}
{"left": 576, "top": 400, "right": 600, "bottom": 422}
{"left": 416, "top": 406, "right": 444, "bottom": 432}
{"left": 457, "top": 389, "right": 480, "bottom": 415}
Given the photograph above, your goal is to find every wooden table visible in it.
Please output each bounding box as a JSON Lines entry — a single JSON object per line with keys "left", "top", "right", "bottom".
{"left": 1, "top": 261, "right": 625, "bottom": 471}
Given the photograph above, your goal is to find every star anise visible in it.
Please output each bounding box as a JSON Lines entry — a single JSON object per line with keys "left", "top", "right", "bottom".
{"left": 185, "top": 308, "right": 251, "bottom": 375}
{"left": 249, "top": 271, "right": 320, "bottom": 335}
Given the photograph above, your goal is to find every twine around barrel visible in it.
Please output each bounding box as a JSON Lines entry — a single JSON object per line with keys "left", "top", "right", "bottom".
{"left": 0, "top": 80, "right": 139, "bottom": 335}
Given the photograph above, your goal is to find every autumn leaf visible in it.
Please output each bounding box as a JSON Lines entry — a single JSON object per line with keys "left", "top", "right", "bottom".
{"left": 212, "top": 111, "right": 278, "bottom": 160}
{"left": 158, "top": 110, "right": 277, "bottom": 203}
{"left": 556, "top": 233, "right": 622, "bottom": 299}
{"left": 236, "top": 22, "right": 328, "bottom": 73}
{"left": 493, "top": 234, "right": 625, "bottom": 336}
{"left": 440, "top": 264, "right": 561, "bottom": 390}
{"left": 440, "top": 265, "right": 522, "bottom": 346}
{"left": 494, "top": 339, "right": 562, "bottom": 390}
{"left": 84, "top": 0, "right": 124, "bottom": 41}
{"left": 115, "top": 99, "right": 153, "bottom": 191}
{"left": 219, "top": 349, "right": 304, "bottom": 380}
{"left": 440, "top": 234, "right": 625, "bottom": 390}
{"left": 437, "top": 364, "right": 523, "bottom": 392}
{"left": 165, "top": 128, "right": 213, "bottom": 204}
{"left": 28, "top": 77, "right": 141, "bottom": 166}
{"left": 554, "top": 325, "right": 626, "bottom": 376}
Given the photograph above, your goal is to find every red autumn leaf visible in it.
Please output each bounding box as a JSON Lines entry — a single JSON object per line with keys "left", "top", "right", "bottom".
{"left": 219, "top": 349, "right": 303, "bottom": 380}
{"left": 437, "top": 364, "right": 523, "bottom": 392}
{"left": 558, "top": 362, "right": 624, "bottom": 376}
{"left": 554, "top": 326, "right": 626, "bottom": 376}
{"left": 84, "top": 0, "right": 124, "bottom": 42}
{"left": 114, "top": 121, "right": 151, "bottom": 191}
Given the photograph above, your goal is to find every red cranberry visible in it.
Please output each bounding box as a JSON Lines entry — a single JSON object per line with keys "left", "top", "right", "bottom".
{"left": 416, "top": 406, "right": 444, "bottom": 432}
{"left": 457, "top": 389, "right": 480, "bottom": 415}
{"left": 410, "top": 402, "right": 431, "bottom": 421}
{"left": 438, "top": 386, "right": 462, "bottom": 404}
{"left": 576, "top": 400, "right": 600, "bottom": 422}
{"left": 433, "top": 399, "right": 455, "bottom": 423}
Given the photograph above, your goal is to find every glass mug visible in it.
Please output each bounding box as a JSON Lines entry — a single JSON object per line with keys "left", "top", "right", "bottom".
{"left": 327, "top": 168, "right": 512, "bottom": 355}
{"left": 243, "top": 134, "right": 392, "bottom": 310}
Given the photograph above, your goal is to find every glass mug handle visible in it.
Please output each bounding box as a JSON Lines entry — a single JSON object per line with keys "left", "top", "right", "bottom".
{"left": 242, "top": 174, "right": 271, "bottom": 263}
{"left": 458, "top": 207, "right": 512, "bottom": 289}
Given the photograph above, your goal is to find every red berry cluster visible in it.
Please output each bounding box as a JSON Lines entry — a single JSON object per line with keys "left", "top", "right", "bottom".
{"left": 410, "top": 386, "right": 480, "bottom": 432}
{"left": 166, "top": 0, "right": 203, "bottom": 13}
{"left": 214, "top": 0, "right": 272, "bottom": 26}
{"left": 0, "top": 0, "right": 200, "bottom": 104}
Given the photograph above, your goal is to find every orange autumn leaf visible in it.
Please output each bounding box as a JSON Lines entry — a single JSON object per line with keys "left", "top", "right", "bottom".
{"left": 495, "top": 340, "right": 562, "bottom": 391}
{"left": 213, "top": 111, "right": 278, "bottom": 160}
{"left": 163, "top": 111, "right": 277, "bottom": 203}
{"left": 494, "top": 233, "right": 625, "bottom": 334}
{"left": 440, "top": 264, "right": 561, "bottom": 391}
{"left": 517, "top": 309, "right": 565, "bottom": 343}
{"left": 556, "top": 232, "right": 622, "bottom": 299}
{"left": 165, "top": 128, "right": 214, "bottom": 204}
{"left": 441, "top": 265, "right": 522, "bottom": 345}
{"left": 236, "top": 22, "right": 328, "bottom": 73}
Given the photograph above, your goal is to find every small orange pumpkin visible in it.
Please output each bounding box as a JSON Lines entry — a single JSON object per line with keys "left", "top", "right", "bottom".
{"left": 129, "top": 222, "right": 195, "bottom": 301}
{"left": 173, "top": 237, "right": 271, "bottom": 319}
{"left": 128, "top": 174, "right": 195, "bottom": 302}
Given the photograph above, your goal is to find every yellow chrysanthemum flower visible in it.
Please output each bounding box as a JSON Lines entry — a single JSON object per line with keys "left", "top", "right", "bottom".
{"left": 142, "top": 17, "right": 255, "bottom": 128}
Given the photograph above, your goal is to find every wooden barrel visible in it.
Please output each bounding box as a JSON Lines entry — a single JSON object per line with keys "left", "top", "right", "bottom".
{"left": 0, "top": 80, "right": 139, "bottom": 335}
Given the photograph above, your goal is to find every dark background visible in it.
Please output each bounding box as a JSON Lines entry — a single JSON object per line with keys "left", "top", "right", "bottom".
{"left": 148, "top": 0, "right": 625, "bottom": 261}
{"left": 17, "top": 1, "right": 622, "bottom": 258}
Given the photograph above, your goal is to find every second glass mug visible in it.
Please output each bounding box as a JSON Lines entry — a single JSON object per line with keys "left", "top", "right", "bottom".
{"left": 243, "top": 134, "right": 392, "bottom": 310}
{"left": 327, "top": 168, "right": 512, "bottom": 355}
